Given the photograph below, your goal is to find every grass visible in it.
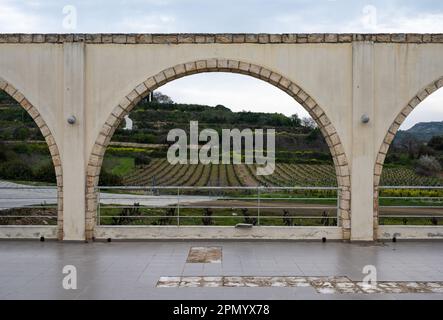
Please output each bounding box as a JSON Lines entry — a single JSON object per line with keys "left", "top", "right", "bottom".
{"left": 103, "top": 156, "right": 135, "bottom": 176}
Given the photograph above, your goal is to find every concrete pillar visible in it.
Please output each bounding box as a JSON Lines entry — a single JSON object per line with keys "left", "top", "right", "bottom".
{"left": 350, "top": 41, "right": 375, "bottom": 241}
{"left": 62, "top": 42, "right": 86, "bottom": 240}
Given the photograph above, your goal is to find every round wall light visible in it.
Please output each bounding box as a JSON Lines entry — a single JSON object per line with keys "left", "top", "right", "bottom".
{"left": 67, "top": 115, "right": 76, "bottom": 125}
{"left": 361, "top": 114, "right": 370, "bottom": 124}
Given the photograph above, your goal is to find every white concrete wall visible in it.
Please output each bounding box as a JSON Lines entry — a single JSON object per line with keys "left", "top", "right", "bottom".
{"left": 0, "top": 226, "right": 58, "bottom": 239}
{"left": 1, "top": 40, "right": 443, "bottom": 241}
{"left": 84, "top": 43, "right": 354, "bottom": 162}
{"left": 378, "top": 226, "right": 443, "bottom": 240}
{"left": 0, "top": 44, "right": 64, "bottom": 151}
{"left": 373, "top": 43, "right": 443, "bottom": 161}
{"left": 95, "top": 226, "right": 343, "bottom": 240}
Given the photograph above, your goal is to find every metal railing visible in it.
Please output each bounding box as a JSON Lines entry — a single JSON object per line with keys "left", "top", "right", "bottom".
{"left": 0, "top": 184, "right": 58, "bottom": 224}
{"left": 378, "top": 186, "right": 443, "bottom": 225}
{"left": 96, "top": 186, "right": 340, "bottom": 227}
{"left": 3, "top": 183, "right": 442, "bottom": 227}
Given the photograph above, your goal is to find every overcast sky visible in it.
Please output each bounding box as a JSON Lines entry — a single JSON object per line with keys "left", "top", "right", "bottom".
{"left": 1, "top": 0, "right": 443, "bottom": 129}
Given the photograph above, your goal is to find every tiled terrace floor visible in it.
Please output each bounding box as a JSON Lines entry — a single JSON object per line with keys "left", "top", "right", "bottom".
{"left": 1, "top": 240, "right": 443, "bottom": 299}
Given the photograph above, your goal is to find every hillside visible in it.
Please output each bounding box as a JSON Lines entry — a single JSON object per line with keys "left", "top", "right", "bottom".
{"left": 3, "top": 89, "right": 443, "bottom": 187}
{"left": 407, "top": 121, "right": 443, "bottom": 142}
{"left": 0, "top": 91, "right": 328, "bottom": 153}
{"left": 394, "top": 121, "right": 443, "bottom": 146}
{"left": 112, "top": 100, "right": 329, "bottom": 154}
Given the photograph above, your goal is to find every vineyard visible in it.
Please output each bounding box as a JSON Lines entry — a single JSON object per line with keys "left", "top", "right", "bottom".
{"left": 116, "top": 160, "right": 443, "bottom": 187}
{"left": 379, "top": 167, "right": 443, "bottom": 186}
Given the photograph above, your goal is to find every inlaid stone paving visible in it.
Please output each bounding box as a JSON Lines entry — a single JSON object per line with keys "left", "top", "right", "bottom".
{"left": 186, "top": 247, "right": 222, "bottom": 263}
{"left": 156, "top": 276, "right": 443, "bottom": 294}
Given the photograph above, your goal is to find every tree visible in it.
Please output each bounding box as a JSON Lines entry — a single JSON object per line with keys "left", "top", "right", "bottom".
{"left": 428, "top": 135, "right": 443, "bottom": 151}
{"left": 301, "top": 117, "right": 316, "bottom": 129}
{"left": 152, "top": 91, "right": 174, "bottom": 104}
{"left": 415, "top": 155, "right": 442, "bottom": 176}
{"left": 0, "top": 160, "right": 33, "bottom": 180}
{"left": 134, "top": 153, "right": 151, "bottom": 166}
{"left": 290, "top": 114, "right": 301, "bottom": 127}
{"left": 34, "top": 162, "right": 56, "bottom": 183}
{"left": 306, "top": 127, "right": 321, "bottom": 142}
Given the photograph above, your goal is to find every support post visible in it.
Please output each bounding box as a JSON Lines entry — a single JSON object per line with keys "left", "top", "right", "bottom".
{"left": 62, "top": 42, "right": 86, "bottom": 241}
{"left": 351, "top": 41, "right": 375, "bottom": 241}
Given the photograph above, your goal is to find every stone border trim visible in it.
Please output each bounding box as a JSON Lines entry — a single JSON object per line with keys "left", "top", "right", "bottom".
{"left": 0, "top": 33, "right": 443, "bottom": 44}
{"left": 0, "top": 77, "right": 63, "bottom": 239}
{"left": 373, "top": 76, "right": 443, "bottom": 238}
{"left": 85, "top": 59, "right": 351, "bottom": 240}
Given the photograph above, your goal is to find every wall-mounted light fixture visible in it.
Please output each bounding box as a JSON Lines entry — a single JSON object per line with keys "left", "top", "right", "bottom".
{"left": 361, "top": 114, "right": 370, "bottom": 124}
{"left": 67, "top": 115, "right": 76, "bottom": 125}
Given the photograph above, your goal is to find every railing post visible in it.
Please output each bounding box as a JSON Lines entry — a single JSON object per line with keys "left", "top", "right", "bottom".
{"left": 257, "top": 186, "right": 261, "bottom": 226}
{"left": 177, "top": 187, "right": 180, "bottom": 226}
{"left": 97, "top": 187, "right": 100, "bottom": 226}
{"left": 336, "top": 187, "right": 340, "bottom": 227}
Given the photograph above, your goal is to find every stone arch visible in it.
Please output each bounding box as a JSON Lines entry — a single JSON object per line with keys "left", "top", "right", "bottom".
{"left": 85, "top": 58, "right": 351, "bottom": 240}
{"left": 373, "top": 76, "right": 443, "bottom": 236}
{"left": 0, "top": 77, "right": 63, "bottom": 239}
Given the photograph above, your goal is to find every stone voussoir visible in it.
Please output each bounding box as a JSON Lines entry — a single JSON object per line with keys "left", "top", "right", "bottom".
{"left": 3, "top": 33, "right": 443, "bottom": 44}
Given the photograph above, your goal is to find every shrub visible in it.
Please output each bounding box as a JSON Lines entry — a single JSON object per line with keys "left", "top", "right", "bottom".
{"left": 99, "top": 168, "right": 123, "bottom": 186}
{"left": 113, "top": 203, "right": 140, "bottom": 225}
{"left": 157, "top": 208, "right": 175, "bottom": 225}
{"left": 12, "top": 143, "right": 29, "bottom": 154}
{"left": 428, "top": 135, "right": 443, "bottom": 151}
{"left": 34, "top": 162, "right": 56, "bottom": 183}
{"left": 202, "top": 208, "right": 214, "bottom": 225}
{"left": 12, "top": 126, "right": 30, "bottom": 140}
{"left": 0, "top": 148, "right": 6, "bottom": 162}
{"left": 0, "top": 160, "right": 33, "bottom": 180}
{"left": 134, "top": 153, "right": 151, "bottom": 166}
{"left": 415, "top": 155, "right": 442, "bottom": 177}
